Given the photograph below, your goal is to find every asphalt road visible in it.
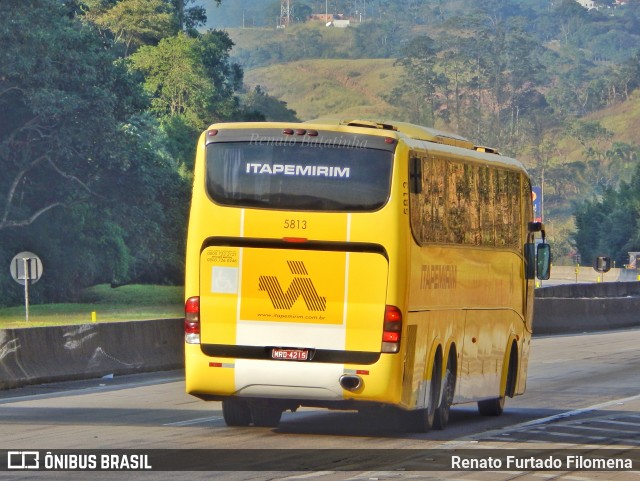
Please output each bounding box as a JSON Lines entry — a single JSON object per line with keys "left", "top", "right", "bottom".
{"left": 1, "top": 328, "right": 639, "bottom": 480}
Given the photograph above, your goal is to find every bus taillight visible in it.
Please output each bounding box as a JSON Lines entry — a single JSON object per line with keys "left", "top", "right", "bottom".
{"left": 382, "top": 305, "right": 402, "bottom": 353}
{"left": 185, "top": 296, "right": 200, "bottom": 344}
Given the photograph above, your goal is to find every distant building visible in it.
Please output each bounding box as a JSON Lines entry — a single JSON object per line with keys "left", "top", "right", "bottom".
{"left": 310, "top": 13, "right": 345, "bottom": 22}
{"left": 331, "top": 20, "right": 351, "bottom": 27}
{"left": 575, "top": 0, "right": 640, "bottom": 9}
{"left": 575, "top": 0, "right": 597, "bottom": 9}
{"left": 310, "top": 13, "right": 351, "bottom": 27}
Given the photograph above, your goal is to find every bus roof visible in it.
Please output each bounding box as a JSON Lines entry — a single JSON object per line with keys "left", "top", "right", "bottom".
{"left": 304, "top": 118, "right": 526, "bottom": 172}
{"left": 205, "top": 119, "right": 527, "bottom": 174}
{"left": 306, "top": 118, "right": 475, "bottom": 149}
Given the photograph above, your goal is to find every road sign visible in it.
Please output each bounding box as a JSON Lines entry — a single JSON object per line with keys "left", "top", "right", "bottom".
{"left": 9, "top": 251, "right": 43, "bottom": 322}
{"left": 532, "top": 186, "right": 542, "bottom": 222}
{"left": 10, "top": 251, "right": 43, "bottom": 285}
{"left": 593, "top": 255, "right": 611, "bottom": 273}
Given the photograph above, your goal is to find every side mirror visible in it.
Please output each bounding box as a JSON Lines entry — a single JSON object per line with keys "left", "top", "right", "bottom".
{"left": 537, "top": 243, "right": 551, "bottom": 280}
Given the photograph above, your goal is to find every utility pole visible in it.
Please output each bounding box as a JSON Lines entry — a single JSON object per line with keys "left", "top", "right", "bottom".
{"left": 280, "top": 0, "right": 291, "bottom": 28}
{"left": 541, "top": 167, "right": 545, "bottom": 223}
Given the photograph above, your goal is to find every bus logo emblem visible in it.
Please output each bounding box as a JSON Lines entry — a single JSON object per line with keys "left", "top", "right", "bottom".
{"left": 258, "top": 261, "right": 327, "bottom": 311}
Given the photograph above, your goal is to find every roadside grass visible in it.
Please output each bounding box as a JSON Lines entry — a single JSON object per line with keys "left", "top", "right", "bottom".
{"left": 0, "top": 284, "right": 183, "bottom": 329}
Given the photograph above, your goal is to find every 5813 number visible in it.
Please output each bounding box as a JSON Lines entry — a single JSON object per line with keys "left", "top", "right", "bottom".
{"left": 284, "top": 219, "right": 307, "bottom": 230}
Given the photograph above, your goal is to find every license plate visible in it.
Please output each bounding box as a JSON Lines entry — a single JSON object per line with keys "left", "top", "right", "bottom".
{"left": 271, "top": 348, "right": 309, "bottom": 361}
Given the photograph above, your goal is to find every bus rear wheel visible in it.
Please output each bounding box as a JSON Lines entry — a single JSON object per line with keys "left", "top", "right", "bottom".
{"left": 222, "top": 399, "right": 251, "bottom": 426}
{"left": 434, "top": 361, "right": 455, "bottom": 430}
{"left": 409, "top": 360, "right": 440, "bottom": 432}
{"left": 478, "top": 343, "right": 515, "bottom": 416}
{"left": 477, "top": 395, "right": 505, "bottom": 416}
{"left": 249, "top": 403, "right": 283, "bottom": 427}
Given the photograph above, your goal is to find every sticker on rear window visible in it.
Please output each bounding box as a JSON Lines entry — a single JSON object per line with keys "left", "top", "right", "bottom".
{"left": 211, "top": 266, "right": 238, "bottom": 294}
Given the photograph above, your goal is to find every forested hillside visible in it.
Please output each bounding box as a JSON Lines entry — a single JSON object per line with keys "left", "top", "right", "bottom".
{"left": 3, "top": 0, "right": 640, "bottom": 306}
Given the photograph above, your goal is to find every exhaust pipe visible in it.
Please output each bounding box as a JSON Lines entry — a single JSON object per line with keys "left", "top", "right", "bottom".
{"left": 339, "top": 374, "right": 362, "bottom": 392}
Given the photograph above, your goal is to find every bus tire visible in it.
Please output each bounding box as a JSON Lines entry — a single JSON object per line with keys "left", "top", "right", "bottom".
{"left": 222, "top": 399, "right": 251, "bottom": 426}
{"left": 478, "top": 341, "right": 516, "bottom": 416}
{"left": 477, "top": 396, "right": 505, "bottom": 416}
{"left": 250, "top": 403, "right": 283, "bottom": 427}
{"left": 410, "top": 358, "right": 440, "bottom": 432}
{"left": 434, "top": 359, "right": 455, "bottom": 430}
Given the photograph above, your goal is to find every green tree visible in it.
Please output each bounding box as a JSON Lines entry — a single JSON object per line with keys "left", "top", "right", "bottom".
{"left": 240, "top": 86, "right": 299, "bottom": 122}
{"left": 614, "top": 50, "right": 640, "bottom": 100}
{"left": 129, "top": 31, "right": 241, "bottom": 127}
{"left": 83, "top": 0, "right": 214, "bottom": 55}
{"left": 171, "top": 0, "right": 212, "bottom": 33}
{"left": 0, "top": 0, "right": 137, "bottom": 233}
{"left": 0, "top": 0, "right": 188, "bottom": 303}
{"left": 353, "top": 20, "right": 404, "bottom": 58}
{"left": 84, "top": 0, "right": 175, "bottom": 56}
{"left": 392, "top": 35, "right": 444, "bottom": 126}
{"left": 293, "top": 3, "right": 312, "bottom": 23}
{"left": 129, "top": 29, "right": 243, "bottom": 168}
{"left": 574, "top": 183, "right": 638, "bottom": 267}
{"left": 393, "top": 7, "right": 547, "bottom": 152}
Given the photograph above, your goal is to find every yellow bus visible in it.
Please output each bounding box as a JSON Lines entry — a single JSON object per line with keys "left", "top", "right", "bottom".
{"left": 184, "top": 119, "right": 550, "bottom": 431}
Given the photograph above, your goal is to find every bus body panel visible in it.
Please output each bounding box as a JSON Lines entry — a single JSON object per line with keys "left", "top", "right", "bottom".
{"left": 199, "top": 245, "right": 388, "bottom": 350}
{"left": 405, "top": 243, "right": 528, "bottom": 403}
{"left": 401, "top": 141, "right": 534, "bottom": 409}
{"left": 195, "top": 241, "right": 391, "bottom": 400}
{"left": 403, "top": 309, "right": 464, "bottom": 409}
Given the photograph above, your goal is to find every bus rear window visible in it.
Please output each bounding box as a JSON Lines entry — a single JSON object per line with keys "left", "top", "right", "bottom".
{"left": 206, "top": 142, "right": 393, "bottom": 211}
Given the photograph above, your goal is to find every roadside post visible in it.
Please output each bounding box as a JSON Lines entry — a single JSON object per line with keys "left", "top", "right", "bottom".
{"left": 9, "top": 251, "right": 43, "bottom": 322}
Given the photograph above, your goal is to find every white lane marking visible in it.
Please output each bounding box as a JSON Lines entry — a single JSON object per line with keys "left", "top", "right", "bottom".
{"left": 163, "top": 416, "right": 223, "bottom": 426}
{"left": 279, "top": 473, "right": 336, "bottom": 480}
{"left": 546, "top": 423, "right": 640, "bottom": 434}
{"left": 472, "top": 394, "right": 640, "bottom": 438}
{"left": 436, "top": 393, "right": 640, "bottom": 447}
{"left": 502, "top": 393, "right": 640, "bottom": 432}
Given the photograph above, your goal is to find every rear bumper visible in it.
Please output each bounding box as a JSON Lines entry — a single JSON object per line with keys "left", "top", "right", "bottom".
{"left": 185, "top": 343, "right": 403, "bottom": 406}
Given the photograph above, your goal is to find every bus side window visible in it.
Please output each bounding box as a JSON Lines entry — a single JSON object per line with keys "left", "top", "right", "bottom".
{"left": 410, "top": 156, "right": 422, "bottom": 194}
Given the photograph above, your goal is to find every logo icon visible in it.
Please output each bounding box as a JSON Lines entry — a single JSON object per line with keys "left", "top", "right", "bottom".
{"left": 259, "top": 261, "right": 326, "bottom": 311}
{"left": 7, "top": 451, "right": 39, "bottom": 470}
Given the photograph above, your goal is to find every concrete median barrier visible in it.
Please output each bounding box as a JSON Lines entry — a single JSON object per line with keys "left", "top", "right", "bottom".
{"left": 533, "top": 282, "right": 640, "bottom": 335}
{"left": 0, "top": 318, "right": 183, "bottom": 390}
